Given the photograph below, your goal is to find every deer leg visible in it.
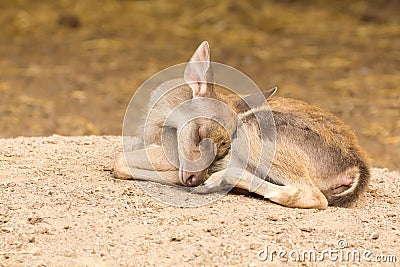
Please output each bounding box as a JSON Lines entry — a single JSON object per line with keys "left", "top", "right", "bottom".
{"left": 124, "top": 168, "right": 181, "bottom": 186}
{"left": 192, "top": 167, "right": 328, "bottom": 209}
{"left": 113, "top": 145, "right": 181, "bottom": 185}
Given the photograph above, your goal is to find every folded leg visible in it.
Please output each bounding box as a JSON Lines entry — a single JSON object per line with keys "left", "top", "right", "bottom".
{"left": 192, "top": 167, "right": 328, "bottom": 209}
{"left": 113, "top": 145, "right": 181, "bottom": 185}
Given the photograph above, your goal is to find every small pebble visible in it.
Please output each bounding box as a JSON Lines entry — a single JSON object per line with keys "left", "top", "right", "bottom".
{"left": 33, "top": 250, "right": 41, "bottom": 256}
{"left": 371, "top": 232, "right": 379, "bottom": 240}
{"left": 2, "top": 227, "right": 13, "bottom": 233}
{"left": 28, "top": 217, "right": 43, "bottom": 224}
{"left": 170, "top": 236, "right": 184, "bottom": 242}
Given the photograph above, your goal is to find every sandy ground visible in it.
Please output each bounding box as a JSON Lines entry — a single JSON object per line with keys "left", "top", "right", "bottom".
{"left": 0, "top": 135, "right": 399, "bottom": 266}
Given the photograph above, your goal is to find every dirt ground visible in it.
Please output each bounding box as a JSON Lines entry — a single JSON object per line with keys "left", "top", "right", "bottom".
{"left": 0, "top": 135, "right": 399, "bottom": 266}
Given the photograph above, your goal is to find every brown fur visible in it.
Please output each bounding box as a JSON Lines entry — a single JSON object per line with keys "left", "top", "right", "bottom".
{"left": 113, "top": 41, "right": 371, "bottom": 209}
{"left": 240, "top": 97, "right": 371, "bottom": 207}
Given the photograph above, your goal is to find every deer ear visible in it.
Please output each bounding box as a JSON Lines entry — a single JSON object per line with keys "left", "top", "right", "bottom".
{"left": 184, "top": 41, "right": 215, "bottom": 98}
{"left": 234, "top": 87, "right": 278, "bottom": 113}
{"left": 261, "top": 86, "right": 277, "bottom": 99}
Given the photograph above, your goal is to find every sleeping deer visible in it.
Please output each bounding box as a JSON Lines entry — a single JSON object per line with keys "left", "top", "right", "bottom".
{"left": 113, "top": 41, "right": 370, "bottom": 209}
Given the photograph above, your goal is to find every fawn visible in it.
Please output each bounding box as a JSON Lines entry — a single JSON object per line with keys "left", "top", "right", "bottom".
{"left": 113, "top": 41, "right": 370, "bottom": 209}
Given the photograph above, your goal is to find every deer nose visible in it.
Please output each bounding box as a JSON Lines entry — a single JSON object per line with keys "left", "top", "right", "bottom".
{"left": 182, "top": 170, "right": 207, "bottom": 187}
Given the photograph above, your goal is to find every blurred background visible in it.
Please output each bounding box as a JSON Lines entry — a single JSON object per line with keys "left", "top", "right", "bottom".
{"left": 0, "top": 0, "right": 399, "bottom": 169}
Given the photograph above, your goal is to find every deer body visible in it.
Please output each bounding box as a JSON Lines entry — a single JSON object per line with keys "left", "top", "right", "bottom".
{"left": 114, "top": 41, "right": 370, "bottom": 209}
{"left": 202, "top": 96, "right": 370, "bottom": 208}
